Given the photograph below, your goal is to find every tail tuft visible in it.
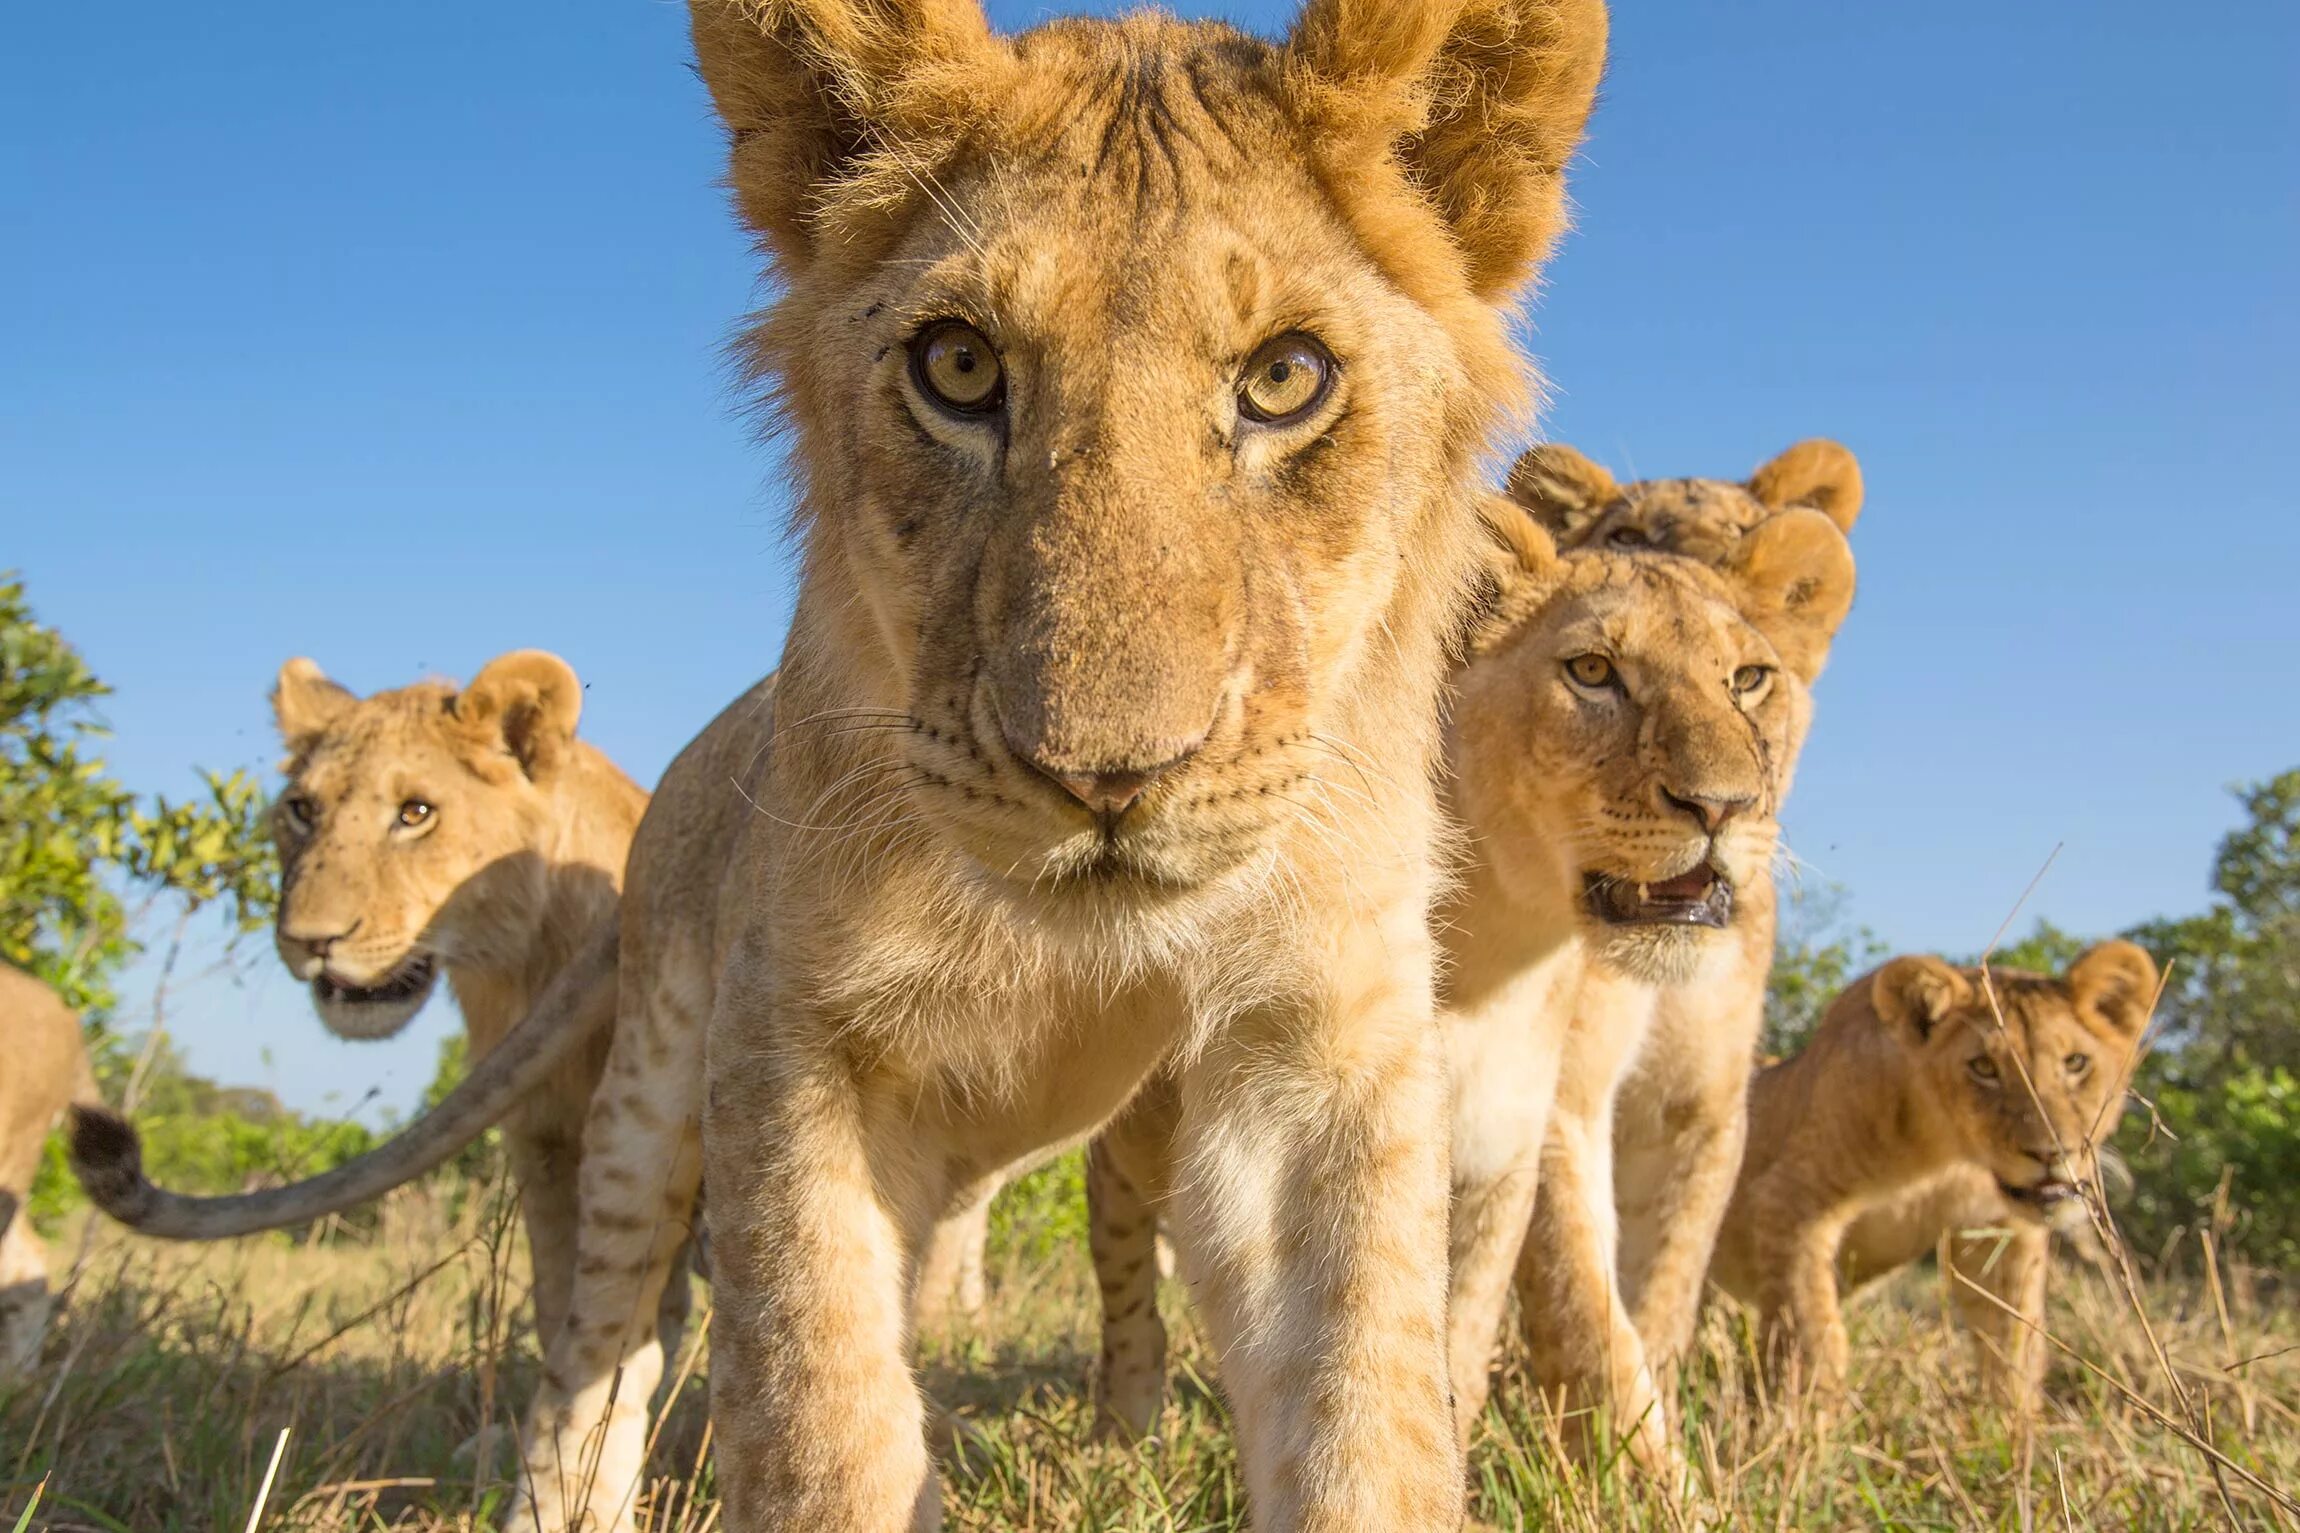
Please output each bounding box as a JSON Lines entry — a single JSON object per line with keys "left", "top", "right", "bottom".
{"left": 68, "top": 1106, "right": 152, "bottom": 1221}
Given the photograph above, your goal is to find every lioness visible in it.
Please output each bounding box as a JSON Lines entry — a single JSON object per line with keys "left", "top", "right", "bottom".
{"left": 1708, "top": 943, "right": 2155, "bottom": 1407}
{"left": 79, "top": 0, "right": 1607, "bottom": 1526}
{"left": 2, "top": 965, "right": 98, "bottom": 1380}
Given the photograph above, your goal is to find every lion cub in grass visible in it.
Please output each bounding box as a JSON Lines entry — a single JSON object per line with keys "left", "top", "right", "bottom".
{"left": 1709, "top": 942, "right": 2155, "bottom": 1409}
{"left": 1440, "top": 474, "right": 1857, "bottom": 1474}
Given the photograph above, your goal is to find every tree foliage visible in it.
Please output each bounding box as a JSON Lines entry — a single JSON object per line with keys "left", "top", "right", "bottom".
{"left": 1, "top": 573, "right": 278, "bottom": 1017}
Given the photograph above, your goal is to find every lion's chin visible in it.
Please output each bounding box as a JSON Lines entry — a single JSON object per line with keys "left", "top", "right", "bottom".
{"left": 311, "top": 954, "right": 439, "bottom": 1041}
{"left": 1590, "top": 922, "right": 1718, "bottom": 987}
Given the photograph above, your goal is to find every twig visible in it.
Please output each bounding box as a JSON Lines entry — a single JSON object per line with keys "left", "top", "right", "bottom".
{"left": 242, "top": 1426, "right": 291, "bottom": 1533}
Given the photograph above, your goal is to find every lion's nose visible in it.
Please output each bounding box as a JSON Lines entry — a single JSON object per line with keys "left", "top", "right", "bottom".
{"left": 283, "top": 917, "right": 362, "bottom": 958}
{"left": 1659, "top": 786, "right": 1756, "bottom": 833}
{"left": 1006, "top": 732, "right": 1206, "bottom": 819}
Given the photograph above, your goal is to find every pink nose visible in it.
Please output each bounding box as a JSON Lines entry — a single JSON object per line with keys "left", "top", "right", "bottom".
{"left": 1006, "top": 735, "right": 1206, "bottom": 820}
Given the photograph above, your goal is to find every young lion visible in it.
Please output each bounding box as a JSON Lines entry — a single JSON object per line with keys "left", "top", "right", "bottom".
{"left": 81, "top": 1, "right": 1607, "bottom": 1527}
{"left": 1708, "top": 943, "right": 2156, "bottom": 1407}
{"left": 1, "top": 966, "right": 99, "bottom": 1380}
{"left": 1505, "top": 437, "right": 1864, "bottom": 560}
{"left": 1448, "top": 497, "right": 1856, "bottom": 1472}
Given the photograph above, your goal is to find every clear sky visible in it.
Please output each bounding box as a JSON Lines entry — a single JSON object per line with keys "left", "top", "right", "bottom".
{"left": 5, "top": 1, "right": 2294, "bottom": 1120}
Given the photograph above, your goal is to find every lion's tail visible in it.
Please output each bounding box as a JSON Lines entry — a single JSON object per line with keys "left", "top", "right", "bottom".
{"left": 70, "top": 922, "right": 617, "bottom": 1241}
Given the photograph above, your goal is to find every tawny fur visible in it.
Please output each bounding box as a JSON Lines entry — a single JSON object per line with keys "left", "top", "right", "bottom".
{"left": 1708, "top": 943, "right": 2155, "bottom": 1409}
{"left": 266, "top": 651, "right": 650, "bottom": 1349}
{"left": 1085, "top": 494, "right": 1859, "bottom": 1476}
{"left": 0, "top": 967, "right": 99, "bottom": 1380}
{"left": 1505, "top": 438, "right": 1863, "bottom": 564}
{"left": 1447, "top": 495, "right": 1856, "bottom": 1477}
{"left": 492, "top": 2, "right": 1609, "bottom": 1529}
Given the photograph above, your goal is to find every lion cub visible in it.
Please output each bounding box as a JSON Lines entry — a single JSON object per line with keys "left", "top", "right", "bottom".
{"left": 1708, "top": 942, "right": 2155, "bottom": 1407}
{"left": 1, "top": 966, "right": 99, "bottom": 1379}
{"left": 1440, "top": 493, "right": 1856, "bottom": 1471}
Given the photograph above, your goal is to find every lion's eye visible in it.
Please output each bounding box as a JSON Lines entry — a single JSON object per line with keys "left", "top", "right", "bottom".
{"left": 1563, "top": 653, "right": 1617, "bottom": 691}
{"left": 1237, "top": 333, "right": 1334, "bottom": 425}
{"left": 398, "top": 800, "right": 435, "bottom": 829}
{"left": 280, "top": 795, "right": 316, "bottom": 833}
{"left": 2065, "top": 1052, "right": 2092, "bottom": 1077}
{"left": 1731, "top": 664, "right": 1774, "bottom": 698}
{"left": 1607, "top": 526, "right": 1647, "bottom": 548}
{"left": 910, "top": 320, "right": 1003, "bottom": 413}
{"left": 1968, "top": 1056, "right": 2001, "bottom": 1084}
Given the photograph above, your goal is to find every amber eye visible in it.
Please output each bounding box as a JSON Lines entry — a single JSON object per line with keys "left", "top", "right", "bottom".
{"left": 279, "top": 795, "right": 316, "bottom": 834}
{"left": 1238, "top": 332, "right": 1334, "bottom": 424}
{"left": 1968, "top": 1056, "right": 2001, "bottom": 1084}
{"left": 1731, "top": 664, "right": 1774, "bottom": 698}
{"left": 2065, "top": 1052, "right": 2092, "bottom": 1077}
{"left": 1607, "top": 526, "right": 1647, "bottom": 548}
{"left": 1563, "top": 653, "right": 1617, "bottom": 691}
{"left": 397, "top": 800, "right": 435, "bottom": 829}
{"left": 910, "top": 320, "right": 1003, "bottom": 413}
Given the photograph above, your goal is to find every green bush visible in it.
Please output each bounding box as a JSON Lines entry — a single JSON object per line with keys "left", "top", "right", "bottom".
{"left": 988, "top": 1150, "right": 1089, "bottom": 1265}
{"left": 2122, "top": 1064, "right": 2300, "bottom": 1272}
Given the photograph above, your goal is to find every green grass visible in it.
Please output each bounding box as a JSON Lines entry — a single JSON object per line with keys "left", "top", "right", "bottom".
{"left": 4, "top": 1171, "right": 2294, "bottom": 1531}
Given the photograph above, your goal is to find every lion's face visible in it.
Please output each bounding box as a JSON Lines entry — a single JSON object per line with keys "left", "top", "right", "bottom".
{"left": 1504, "top": 439, "right": 1865, "bottom": 565}
{"left": 1870, "top": 943, "right": 2156, "bottom": 1220}
{"left": 267, "top": 652, "right": 582, "bottom": 1039}
{"left": 1453, "top": 506, "right": 1855, "bottom": 982}
{"left": 693, "top": 0, "right": 1607, "bottom": 903}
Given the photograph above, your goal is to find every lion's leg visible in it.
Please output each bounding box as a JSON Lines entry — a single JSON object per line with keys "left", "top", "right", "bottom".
{"left": 1614, "top": 1084, "right": 1750, "bottom": 1396}
{"left": 1171, "top": 966, "right": 1461, "bottom": 1532}
{"left": 1443, "top": 1000, "right": 1567, "bottom": 1449}
{"left": 1089, "top": 1078, "right": 1179, "bottom": 1440}
{"left": 704, "top": 980, "right": 940, "bottom": 1533}
{"left": 1516, "top": 1093, "right": 1674, "bottom": 1473}
{"left": 910, "top": 1173, "right": 998, "bottom": 1336}
{"left": 0, "top": 1201, "right": 53, "bottom": 1379}
{"left": 1947, "top": 1223, "right": 2050, "bottom": 1413}
{"left": 502, "top": 1110, "right": 585, "bottom": 1353}
{"left": 512, "top": 972, "right": 706, "bottom": 1533}
{"left": 1750, "top": 1200, "right": 1852, "bottom": 1408}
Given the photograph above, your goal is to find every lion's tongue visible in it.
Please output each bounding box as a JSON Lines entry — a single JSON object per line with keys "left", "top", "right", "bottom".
{"left": 1644, "top": 869, "right": 1715, "bottom": 902}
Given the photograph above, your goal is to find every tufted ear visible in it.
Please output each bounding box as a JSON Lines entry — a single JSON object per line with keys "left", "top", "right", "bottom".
{"left": 1872, "top": 955, "right": 1973, "bottom": 1045}
{"left": 271, "top": 659, "right": 356, "bottom": 757}
{"left": 1285, "top": 0, "right": 1609, "bottom": 301}
{"left": 689, "top": 0, "right": 1001, "bottom": 271}
{"left": 1722, "top": 508, "right": 1856, "bottom": 685}
{"left": 456, "top": 651, "right": 583, "bottom": 781}
{"left": 1746, "top": 439, "right": 1864, "bottom": 535}
{"left": 1502, "top": 442, "right": 1620, "bottom": 544}
{"left": 2065, "top": 940, "right": 2158, "bottom": 1039}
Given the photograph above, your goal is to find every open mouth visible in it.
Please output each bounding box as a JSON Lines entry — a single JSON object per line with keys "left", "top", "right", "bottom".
{"left": 1583, "top": 867, "right": 1734, "bottom": 928}
{"left": 313, "top": 954, "right": 437, "bottom": 1008}
{"left": 1997, "top": 1176, "right": 2079, "bottom": 1211}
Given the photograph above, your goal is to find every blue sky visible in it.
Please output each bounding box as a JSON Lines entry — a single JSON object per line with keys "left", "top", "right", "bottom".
{"left": 5, "top": 0, "right": 2293, "bottom": 1120}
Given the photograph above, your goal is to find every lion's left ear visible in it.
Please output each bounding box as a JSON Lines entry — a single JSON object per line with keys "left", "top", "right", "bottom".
{"left": 1722, "top": 508, "right": 1856, "bottom": 685}
{"left": 1746, "top": 439, "right": 1863, "bottom": 535}
{"left": 1458, "top": 493, "right": 1566, "bottom": 656}
{"left": 1285, "top": 0, "right": 1609, "bottom": 300}
{"left": 456, "top": 650, "right": 583, "bottom": 781}
{"left": 2065, "top": 940, "right": 2158, "bottom": 1038}
{"left": 1503, "top": 443, "right": 1620, "bottom": 544}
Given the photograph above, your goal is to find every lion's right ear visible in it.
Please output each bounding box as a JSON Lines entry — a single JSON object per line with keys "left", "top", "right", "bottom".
{"left": 1461, "top": 493, "right": 1565, "bottom": 655}
{"left": 272, "top": 659, "right": 355, "bottom": 757}
{"left": 2065, "top": 940, "right": 2159, "bottom": 1039}
{"left": 457, "top": 651, "right": 584, "bottom": 781}
{"left": 1503, "top": 443, "right": 1621, "bottom": 544}
{"left": 1722, "top": 508, "right": 1857, "bottom": 686}
{"left": 689, "top": 0, "right": 1000, "bottom": 271}
{"left": 1871, "top": 955, "right": 1973, "bottom": 1044}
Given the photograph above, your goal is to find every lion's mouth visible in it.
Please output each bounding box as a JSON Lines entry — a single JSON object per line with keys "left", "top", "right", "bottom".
{"left": 313, "top": 954, "right": 438, "bottom": 1009}
{"left": 1583, "top": 867, "right": 1734, "bottom": 928}
{"left": 1997, "top": 1176, "right": 2080, "bottom": 1212}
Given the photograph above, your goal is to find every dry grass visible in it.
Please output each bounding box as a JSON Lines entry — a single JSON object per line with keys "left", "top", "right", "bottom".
{"left": 4, "top": 1180, "right": 2294, "bottom": 1532}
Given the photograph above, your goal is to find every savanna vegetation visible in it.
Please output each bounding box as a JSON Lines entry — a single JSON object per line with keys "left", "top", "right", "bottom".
{"left": 5, "top": 574, "right": 2295, "bottom": 1530}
